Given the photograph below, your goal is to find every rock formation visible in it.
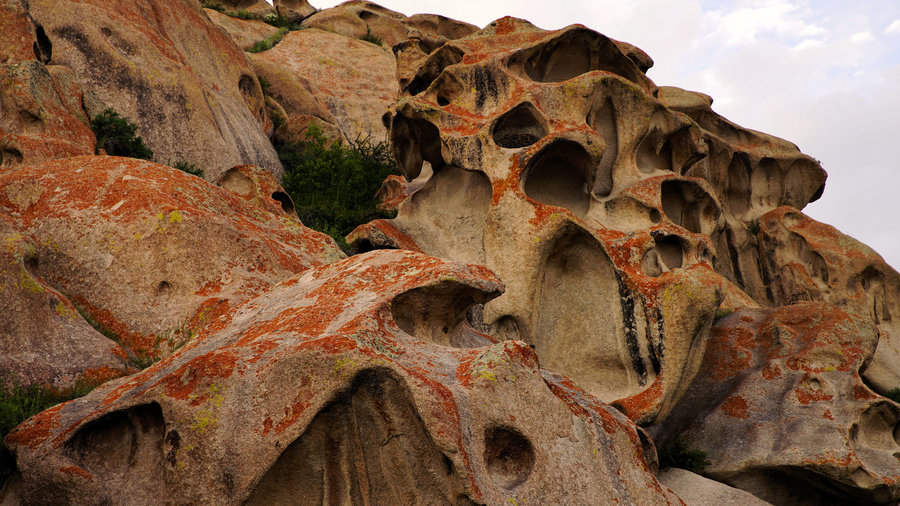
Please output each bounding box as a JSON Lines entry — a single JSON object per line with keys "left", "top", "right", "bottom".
{"left": 20, "top": 0, "right": 281, "bottom": 178}
{"left": 0, "top": 156, "right": 343, "bottom": 361}
{"left": 3, "top": 250, "right": 681, "bottom": 505}
{"left": 1, "top": 1, "right": 899, "bottom": 505}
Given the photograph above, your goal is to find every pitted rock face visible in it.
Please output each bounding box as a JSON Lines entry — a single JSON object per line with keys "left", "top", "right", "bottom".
{"left": 753, "top": 207, "right": 900, "bottom": 397}
{"left": 3, "top": 250, "right": 681, "bottom": 505}
{"left": 0, "top": 62, "right": 96, "bottom": 169}
{"left": 654, "top": 303, "right": 900, "bottom": 505}
{"left": 0, "top": 156, "right": 344, "bottom": 361}
{"left": 0, "top": 214, "right": 132, "bottom": 392}
{"left": 350, "top": 17, "right": 763, "bottom": 424}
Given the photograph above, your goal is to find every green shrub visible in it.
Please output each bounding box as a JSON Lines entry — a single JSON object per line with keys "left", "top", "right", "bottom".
{"left": 1, "top": 377, "right": 99, "bottom": 488}
{"left": 279, "top": 125, "right": 398, "bottom": 249}
{"left": 247, "top": 27, "right": 289, "bottom": 53}
{"left": 173, "top": 161, "right": 205, "bottom": 178}
{"left": 886, "top": 388, "right": 900, "bottom": 403}
{"left": 91, "top": 108, "right": 154, "bottom": 160}
{"left": 258, "top": 76, "right": 272, "bottom": 96}
{"left": 360, "top": 30, "right": 383, "bottom": 46}
{"left": 658, "top": 436, "right": 711, "bottom": 474}
{"left": 200, "top": 0, "right": 225, "bottom": 11}
{"left": 270, "top": 108, "right": 286, "bottom": 130}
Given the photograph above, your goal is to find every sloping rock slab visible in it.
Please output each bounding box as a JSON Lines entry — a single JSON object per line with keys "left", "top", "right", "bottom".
{"left": 26, "top": 0, "right": 280, "bottom": 178}
{"left": 0, "top": 156, "right": 344, "bottom": 360}
{"left": 1, "top": 214, "right": 131, "bottom": 391}
{"left": 3, "top": 250, "right": 681, "bottom": 505}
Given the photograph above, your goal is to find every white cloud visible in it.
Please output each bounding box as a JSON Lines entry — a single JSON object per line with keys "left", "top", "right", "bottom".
{"left": 851, "top": 31, "right": 873, "bottom": 43}
{"left": 886, "top": 19, "right": 900, "bottom": 34}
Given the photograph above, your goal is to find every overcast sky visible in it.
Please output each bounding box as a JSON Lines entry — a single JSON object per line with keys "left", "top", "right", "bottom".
{"left": 295, "top": 0, "right": 900, "bottom": 270}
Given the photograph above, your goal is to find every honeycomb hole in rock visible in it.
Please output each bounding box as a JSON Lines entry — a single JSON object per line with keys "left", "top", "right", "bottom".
{"left": 0, "top": 146, "right": 24, "bottom": 169}
{"left": 521, "top": 140, "right": 592, "bottom": 217}
{"left": 484, "top": 426, "right": 535, "bottom": 489}
{"left": 427, "top": 70, "right": 466, "bottom": 109}
{"left": 635, "top": 117, "right": 680, "bottom": 174}
{"left": 391, "top": 280, "right": 497, "bottom": 348}
{"left": 357, "top": 9, "right": 378, "bottom": 21}
{"left": 512, "top": 29, "right": 643, "bottom": 84}
{"left": 660, "top": 179, "right": 721, "bottom": 235}
{"left": 246, "top": 369, "right": 470, "bottom": 505}
{"left": 156, "top": 281, "right": 171, "bottom": 296}
{"left": 725, "top": 153, "right": 752, "bottom": 217}
{"left": 533, "top": 226, "right": 645, "bottom": 401}
{"left": 391, "top": 114, "right": 443, "bottom": 180}
{"left": 406, "top": 45, "right": 465, "bottom": 96}
{"left": 637, "top": 428, "right": 659, "bottom": 473}
{"left": 217, "top": 167, "right": 254, "bottom": 196}
{"left": 750, "top": 158, "right": 784, "bottom": 211}
{"left": 859, "top": 266, "right": 892, "bottom": 324}
{"left": 32, "top": 23, "right": 52, "bottom": 64}
{"left": 492, "top": 103, "right": 547, "bottom": 149}
{"left": 853, "top": 402, "right": 900, "bottom": 450}
{"left": 400, "top": 165, "right": 492, "bottom": 265}
{"left": 655, "top": 235, "right": 684, "bottom": 270}
{"left": 271, "top": 191, "right": 296, "bottom": 215}
{"left": 63, "top": 403, "right": 167, "bottom": 498}
{"left": 489, "top": 316, "right": 522, "bottom": 342}
{"left": 239, "top": 74, "right": 259, "bottom": 108}
{"left": 586, "top": 96, "right": 617, "bottom": 197}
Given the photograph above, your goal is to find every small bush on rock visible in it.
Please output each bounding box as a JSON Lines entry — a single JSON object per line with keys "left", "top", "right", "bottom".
{"left": 247, "top": 27, "right": 289, "bottom": 53}
{"left": 279, "top": 125, "right": 398, "bottom": 249}
{"left": 360, "top": 30, "right": 383, "bottom": 46}
{"left": 173, "top": 161, "right": 205, "bottom": 178}
{"left": 658, "top": 436, "right": 711, "bottom": 474}
{"left": 91, "top": 108, "right": 154, "bottom": 160}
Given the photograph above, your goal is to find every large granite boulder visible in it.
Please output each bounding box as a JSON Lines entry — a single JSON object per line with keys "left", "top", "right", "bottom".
{"left": 24, "top": 0, "right": 281, "bottom": 179}
{"left": 654, "top": 303, "right": 900, "bottom": 505}
{"left": 753, "top": 207, "right": 900, "bottom": 395}
{"left": 250, "top": 28, "right": 399, "bottom": 143}
{"left": 2, "top": 250, "right": 681, "bottom": 505}
{"left": 0, "top": 156, "right": 343, "bottom": 361}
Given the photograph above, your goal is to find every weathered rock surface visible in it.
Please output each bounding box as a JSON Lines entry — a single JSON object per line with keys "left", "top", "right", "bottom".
{"left": 274, "top": 0, "right": 316, "bottom": 22}
{"left": 754, "top": 207, "right": 900, "bottom": 395}
{"left": 218, "top": 0, "right": 276, "bottom": 17}
{"left": 0, "top": 156, "right": 343, "bottom": 361}
{"left": 214, "top": 163, "right": 299, "bottom": 221}
{"left": 250, "top": 28, "right": 399, "bottom": 143}
{"left": 653, "top": 303, "right": 900, "bottom": 505}
{"left": 0, "top": 214, "right": 131, "bottom": 392}
{"left": 3, "top": 249, "right": 682, "bottom": 505}
{"left": 23, "top": 0, "right": 281, "bottom": 179}
{"left": 657, "top": 86, "right": 827, "bottom": 305}
{"left": 205, "top": 8, "right": 280, "bottom": 51}
{"left": 1, "top": 61, "right": 96, "bottom": 169}
{"left": 351, "top": 17, "right": 751, "bottom": 424}
{"left": 303, "top": 2, "right": 478, "bottom": 48}
{"left": 657, "top": 468, "right": 771, "bottom": 506}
